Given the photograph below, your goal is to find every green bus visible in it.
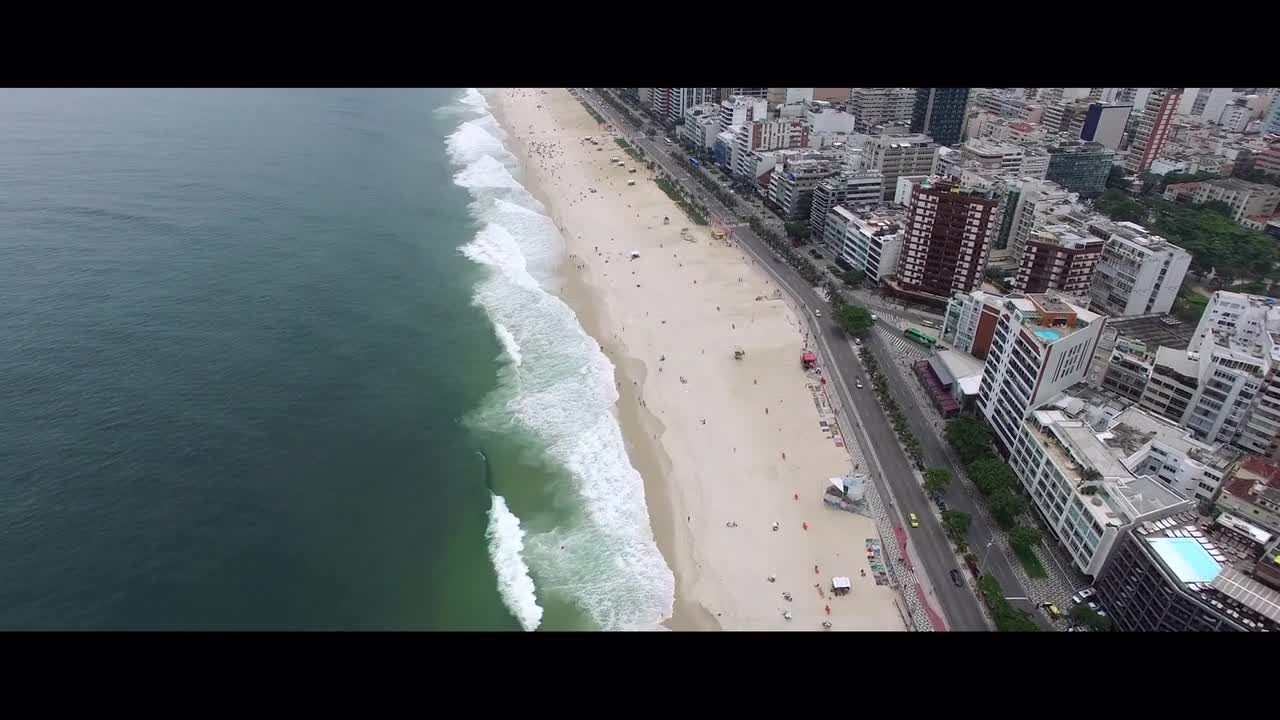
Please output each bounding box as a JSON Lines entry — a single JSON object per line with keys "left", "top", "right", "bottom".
{"left": 904, "top": 327, "right": 937, "bottom": 348}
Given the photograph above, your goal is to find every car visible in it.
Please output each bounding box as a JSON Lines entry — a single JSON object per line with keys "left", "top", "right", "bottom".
{"left": 949, "top": 569, "right": 963, "bottom": 587}
{"left": 1071, "top": 588, "right": 1096, "bottom": 605}
{"left": 815, "top": 309, "right": 822, "bottom": 317}
{"left": 908, "top": 512, "right": 919, "bottom": 528}
{"left": 922, "top": 319, "right": 936, "bottom": 327}
{"left": 870, "top": 314, "right": 878, "bottom": 322}
{"left": 1086, "top": 600, "right": 1101, "bottom": 612}
{"left": 856, "top": 381, "right": 863, "bottom": 389}
{"left": 854, "top": 338, "right": 862, "bottom": 345}
{"left": 933, "top": 495, "right": 947, "bottom": 512}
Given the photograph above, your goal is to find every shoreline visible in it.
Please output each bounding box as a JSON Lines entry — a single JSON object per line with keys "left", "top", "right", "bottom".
{"left": 488, "top": 94, "right": 714, "bottom": 630}
{"left": 491, "top": 88, "right": 904, "bottom": 632}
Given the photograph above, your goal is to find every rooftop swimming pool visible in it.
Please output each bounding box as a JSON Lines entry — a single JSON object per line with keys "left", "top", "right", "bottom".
{"left": 1148, "top": 537, "right": 1222, "bottom": 584}
{"left": 1033, "top": 328, "right": 1063, "bottom": 341}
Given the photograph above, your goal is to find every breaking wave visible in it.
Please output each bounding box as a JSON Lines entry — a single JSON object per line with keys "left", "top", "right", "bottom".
{"left": 448, "top": 89, "right": 674, "bottom": 630}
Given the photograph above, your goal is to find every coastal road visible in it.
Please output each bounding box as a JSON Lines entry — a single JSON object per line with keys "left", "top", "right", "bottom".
{"left": 577, "top": 89, "right": 995, "bottom": 631}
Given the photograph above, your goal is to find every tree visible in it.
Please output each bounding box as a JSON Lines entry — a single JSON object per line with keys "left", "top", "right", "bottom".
{"left": 941, "top": 510, "right": 971, "bottom": 546}
{"left": 1008, "top": 524, "right": 1041, "bottom": 553}
{"left": 1106, "top": 165, "right": 1131, "bottom": 191}
{"left": 784, "top": 221, "right": 812, "bottom": 242}
{"left": 843, "top": 268, "right": 865, "bottom": 287}
{"left": 1201, "top": 199, "right": 1235, "bottom": 218}
{"left": 989, "top": 488, "right": 1026, "bottom": 530}
{"left": 968, "top": 455, "right": 1015, "bottom": 497}
{"left": 945, "top": 417, "right": 994, "bottom": 465}
{"left": 1069, "top": 605, "right": 1113, "bottom": 632}
{"left": 925, "top": 467, "right": 952, "bottom": 497}
{"left": 1093, "top": 189, "right": 1146, "bottom": 223}
{"left": 834, "top": 304, "right": 874, "bottom": 337}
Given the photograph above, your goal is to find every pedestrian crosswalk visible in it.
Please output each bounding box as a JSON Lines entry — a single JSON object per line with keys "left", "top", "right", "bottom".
{"left": 876, "top": 326, "right": 929, "bottom": 359}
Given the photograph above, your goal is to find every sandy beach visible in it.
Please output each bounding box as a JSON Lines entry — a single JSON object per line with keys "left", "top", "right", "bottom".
{"left": 492, "top": 88, "right": 905, "bottom": 631}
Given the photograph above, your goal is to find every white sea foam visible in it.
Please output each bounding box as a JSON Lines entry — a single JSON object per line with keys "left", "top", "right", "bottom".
{"left": 493, "top": 322, "right": 522, "bottom": 367}
{"left": 485, "top": 493, "right": 542, "bottom": 631}
{"left": 449, "top": 89, "right": 675, "bottom": 630}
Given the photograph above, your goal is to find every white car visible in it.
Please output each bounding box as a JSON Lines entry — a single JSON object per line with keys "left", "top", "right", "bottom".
{"left": 856, "top": 381, "right": 863, "bottom": 389}
{"left": 854, "top": 338, "right": 862, "bottom": 345}
{"left": 815, "top": 309, "right": 822, "bottom": 318}
{"left": 1071, "top": 588, "right": 1096, "bottom": 605}
{"left": 870, "top": 314, "right": 878, "bottom": 322}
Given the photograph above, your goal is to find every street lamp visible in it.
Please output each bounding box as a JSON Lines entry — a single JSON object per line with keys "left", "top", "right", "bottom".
{"left": 980, "top": 539, "right": 996, "bottom": 574}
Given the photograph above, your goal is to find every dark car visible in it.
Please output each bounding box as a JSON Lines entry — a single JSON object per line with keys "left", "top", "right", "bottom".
{"left": 949, "top": 569, "right": 963, "bottom": 587}
{"left": 933, "top": 495, "right": 947, "bottom": 512}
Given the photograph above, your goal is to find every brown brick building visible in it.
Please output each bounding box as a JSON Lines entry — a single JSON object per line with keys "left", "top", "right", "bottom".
{"left": 897, "top": 179, "right": 997, "bottom": 299}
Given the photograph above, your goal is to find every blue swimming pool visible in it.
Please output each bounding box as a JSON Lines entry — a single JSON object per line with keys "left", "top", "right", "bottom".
{"left": 1148, "top": 537, "right": 1222, "bottom": 583}
{"left": 1034, "top": 328, "right": 1062, "bottom": 341}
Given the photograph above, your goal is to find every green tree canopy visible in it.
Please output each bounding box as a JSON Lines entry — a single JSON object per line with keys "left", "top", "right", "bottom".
{"left": 945, "top": 417, "right": 993, "bottom": 465}
{"left": 989, "top": 488, "right": 1026, "bottom": 530}
{"left": 968, "top": 456, "right": 1016, "bottom": 497}
{"left": 1069, "top": 605, "right": 1113, "bottom": 632}
{"left": 1008, "top": 524, "right": 1041, "bottom": 552}
{"left": 925, "top": 467, "right": 952, "bottom": 496}
{"left": 834, "top": 304, "right": 873, "bottom": 336}
{"left": 942, "top": 510, "right": 971, "bottom": 546}
{"left": 1093, "top": 189, "right": 1146, "bottom": 223}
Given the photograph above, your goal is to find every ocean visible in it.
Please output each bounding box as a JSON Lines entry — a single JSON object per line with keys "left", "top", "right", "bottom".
{"left": 0, "top": 88, "right": 673, "bottom": 630}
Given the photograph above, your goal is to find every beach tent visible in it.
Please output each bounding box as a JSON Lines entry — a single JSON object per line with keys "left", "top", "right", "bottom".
{"left": 832, "top": 577, "right": 852, "bottom": 596}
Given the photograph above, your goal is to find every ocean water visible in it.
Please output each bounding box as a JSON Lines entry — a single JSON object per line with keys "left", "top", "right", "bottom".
{"left": 0, "top": 88, "right": 673, "bottom": 630}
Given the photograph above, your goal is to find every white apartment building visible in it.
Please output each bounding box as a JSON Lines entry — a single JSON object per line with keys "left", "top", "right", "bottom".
{"left": 821, "top": 205, "right": 904, "bottom": 281}
{"left": 864, "top": 134, "right": 939, "bottom": 200}
{"left": 977, "top": 292, "right": 1107, "bottom": 454}
{"left": 719, "top": 95, "right": 769, "bottom": 133}
{"left": 733, "top": 118, "right": 810, "bottom": 180}
{"left": 1139, "top": 293, "right": 1280, "bottom": 463}
{"left": 1169, "top": 178, "right": 1280, "bottom": 224}
{"left": 681, "top": 103, "right": 721, "bottom": 151}
{"left": 663, "top": 88, "right": 718, "bottom": 125}
{"left": 941, "top": 289, "right": 1005, "bottom": 359}
{"left": 1108, "top": 406, "right": 1239, "bottom": 503}
{"left": 1087, "top": 222, "right": 1192, "bottom": 318}
{"left": 1004, "top": 179, "right": 1079, "bottom": 260}
{"left": 766, "top": 156, "right": 840, "bottom": 221}
{"left": 1009, "top": 403, "right": 1194, "bottom": 576}
{"left": 975, "top": 89, "right": 1044, "bottom": 123}
{"left": 808, "top": 171, "right": 884, "bottom": 237}
{"left": 960, "top": 138, "right": 1027, "bottom": 175}
{"left": 1219, "top": 101, "right": 1251, "bottom": 132}
{"left": 848, "top": 88, "right": 916, "bottom": 133}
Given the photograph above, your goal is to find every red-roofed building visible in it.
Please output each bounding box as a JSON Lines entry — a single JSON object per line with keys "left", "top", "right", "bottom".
{"left": 1218, "top": 456, "right": 1280, "bottom": 543}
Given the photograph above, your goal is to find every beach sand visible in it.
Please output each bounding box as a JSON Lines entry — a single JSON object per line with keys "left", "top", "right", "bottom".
{"left": 492, "top": 88, "right": 904, "bottom": 631}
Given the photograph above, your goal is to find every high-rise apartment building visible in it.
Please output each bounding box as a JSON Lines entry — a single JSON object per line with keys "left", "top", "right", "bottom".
{"left": 1096, "top": 528, "right": 1279, "bottom": 632}
{"left": 911, "top": 88, "right": 970, "bottom": 146}
{"left": 896, "top": 178, "right": 997, "bottom": 298}
{"left": 808, "top": 171, "right": 885, "bottom": 237}
{"left": 1125, "top": 88, "right": 1182, "bottom": 173}
{"left": 1266, "top": 98, "right": 1280, "bottom": 135}
{"left": 718, "top": 95, "right": 769, "bottom": 133}
{"left": 1013, "top": 226, "right": 1105, "bottom": 295}
{"left": 848, "top": 88, "right": 916, "bottom": 133}
{"left": 863, "top": 134, "right": 939, "bottom": 200}
{"left": 941, "top": 289, "right": 1005, "bottom": 359}
{"left": 766, "top": 156, "right": 839, "bottom": 221}
{"left": 977, "top": 292, "right": 1107, "bottom": 454}
{"left": 1080, "top": 102, "right": 1133, "bottom": 151}
{"left": 820, "top": 206, "right": 905, "bottom": 282}
{"left": 1087, "top": 222, "right": 1191, "bottom": 318}
{"left": 1004, "top": 179, "right": 1078, "bottom": 261}
{"left": 1044, "top": 141, "right": 1114, "bottom": 196}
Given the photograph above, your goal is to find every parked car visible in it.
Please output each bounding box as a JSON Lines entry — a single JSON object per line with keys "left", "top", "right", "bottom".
{"left": 949, "top": 569, "right": 963, "bottom": 587}
{"left": 1071, "top": 588, "right": 1096, "bottom": 605}
{"left": 856, "top": 381, "right": 863, "bottom": 389}
{"left": 933, "top": 495, "right": 947, "bottom": 512}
